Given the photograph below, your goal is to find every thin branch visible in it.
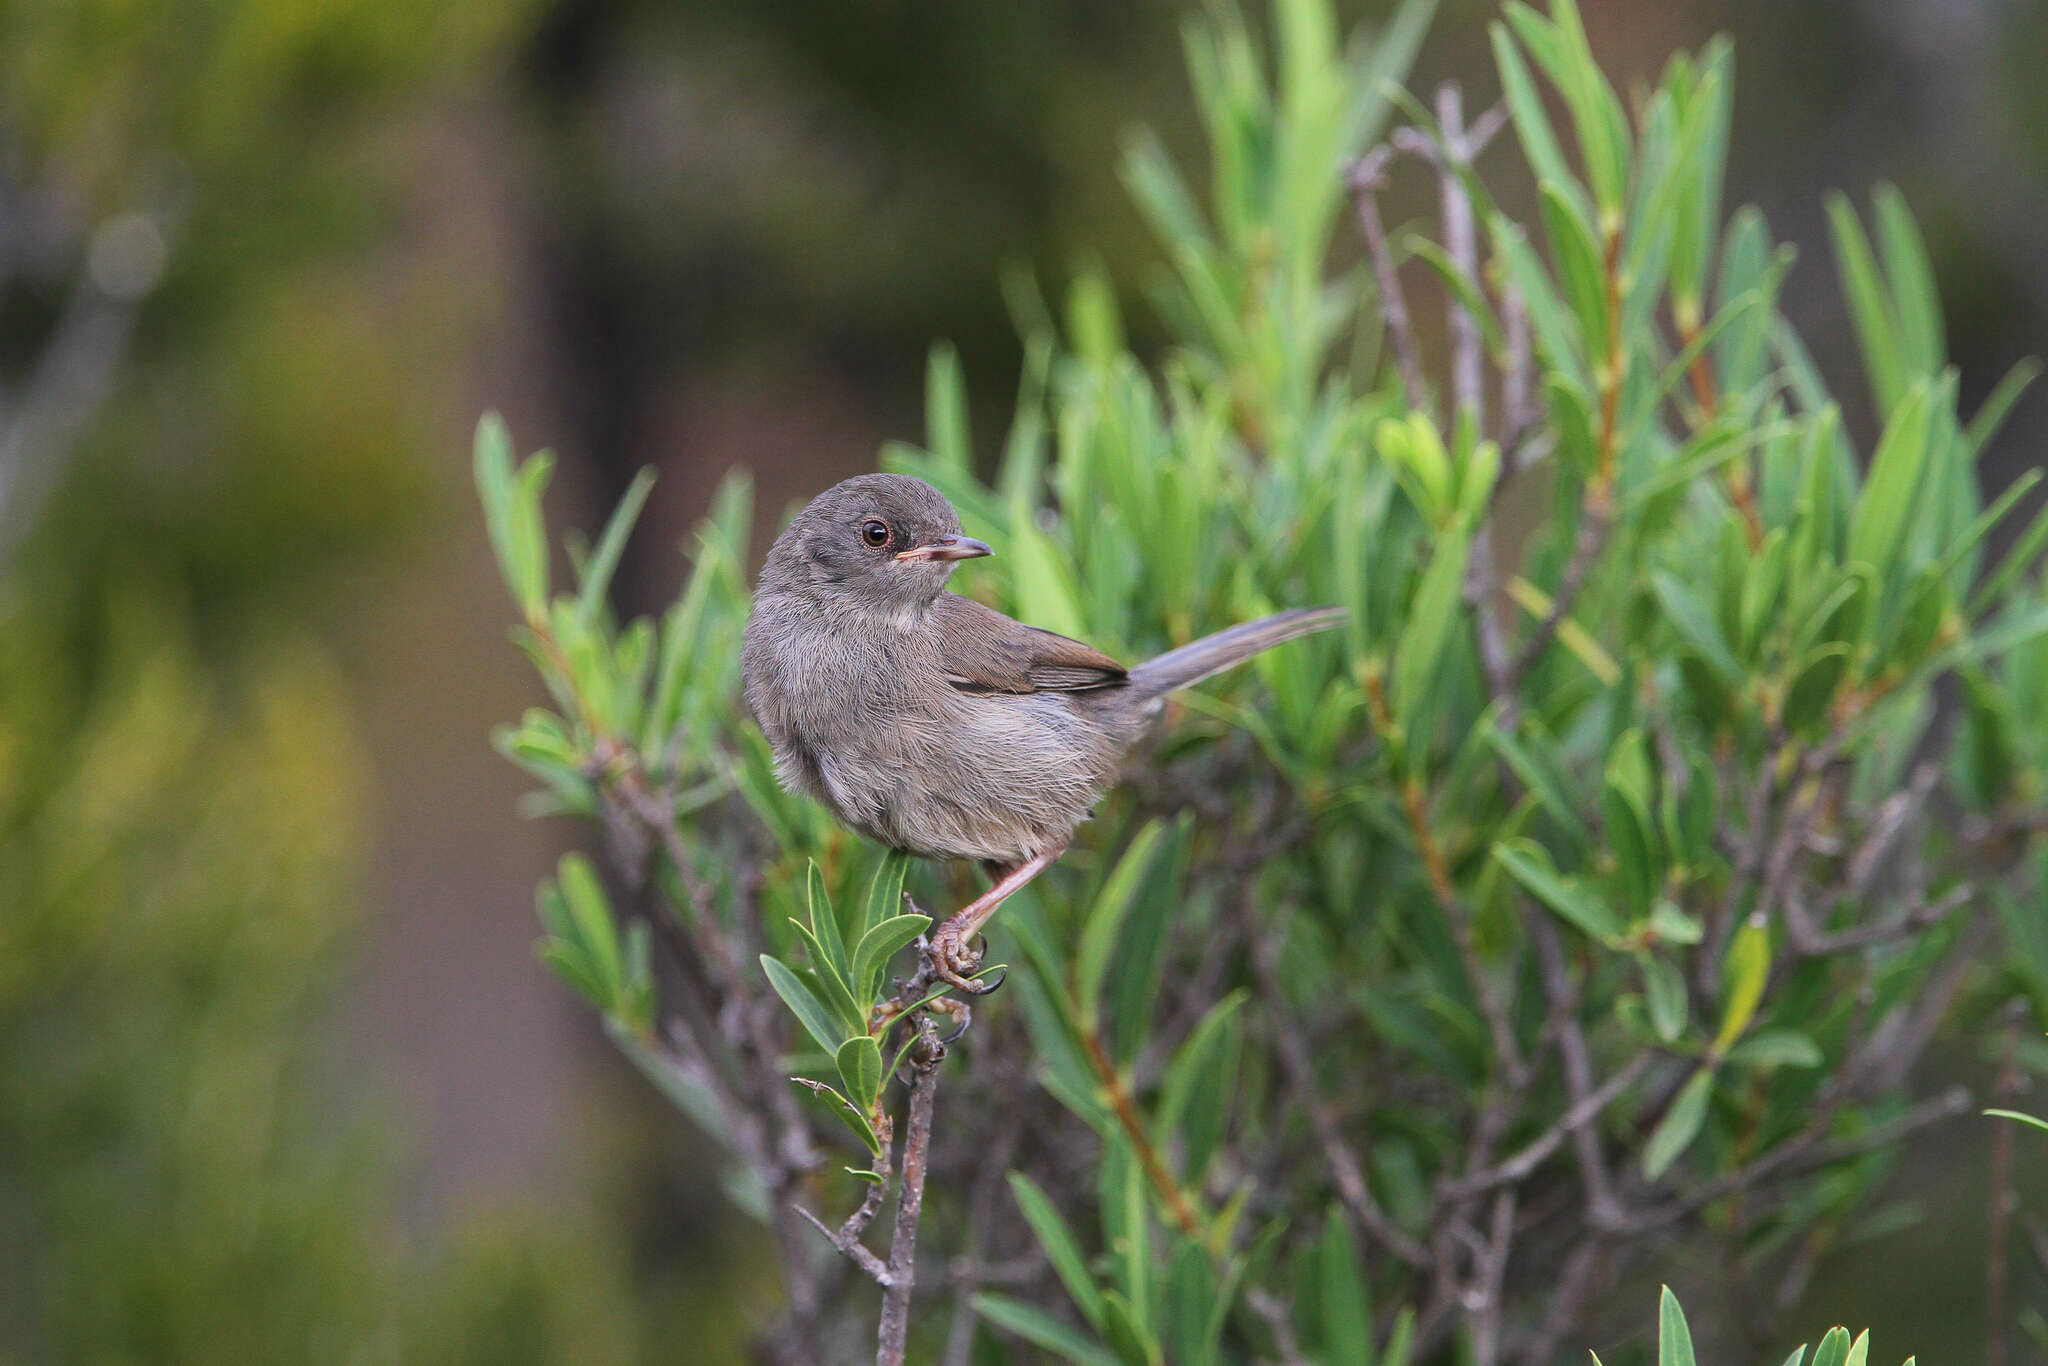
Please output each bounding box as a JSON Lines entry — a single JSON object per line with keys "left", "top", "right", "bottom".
{"left": 1528, "top": 913, "right": 1625, "bottom": 1229}
{"left": 1514, "top": 1239, "right": 1604, "bottom": 1366}
{"left": 1442, "top": 1053, "right": 1653, "bottom": 1200}
{"left": 1246, "top": 1287, "right": 1311, "bottom": 1366}
{"left": 878, "top": 1031, "right": 945, "bottom": 1366}
{"left": 1501, "top": 487, "right": 1613, "bottom": 699}
{"left": 1621, "top": 1086, "right": 1973, "bottom": 1233}
{"left": 1081, "top": 1026, "right": 1207, "bottom": 1242}
{"left": 798, "top": 1203, "right": 892, "bottom": 1286}
{"left": 1786, "top": 883, "right": 1972, "bottom": 958}
{"left": 1437, "top": 84, "right": 1484, "bottom": 431}
{"left": 1501, "top": 284, "right": 1535, "bottom": 462}
{"left": 1363, "top": 674, "right": 1527, "bottom": 1085}
{"left": 1347, "top": 146, "right": 1428, "bottom": 414}
{"left": 1468, "top": 1191, "right": 1517, "bottom": 1366}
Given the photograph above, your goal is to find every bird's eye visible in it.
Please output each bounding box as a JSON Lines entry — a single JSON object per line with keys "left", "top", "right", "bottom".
{"left": 861, "top": 519, "right": 891, "bottom": 548}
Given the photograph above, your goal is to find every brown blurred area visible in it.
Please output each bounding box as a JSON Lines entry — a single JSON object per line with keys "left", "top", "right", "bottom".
{"left": 3, "top": 0, "right": 2042, "bottom": 1355}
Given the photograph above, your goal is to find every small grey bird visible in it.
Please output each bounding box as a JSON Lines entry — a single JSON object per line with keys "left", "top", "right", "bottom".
{"left": 742, "top": 473, "right": 1341, "bottom": 993}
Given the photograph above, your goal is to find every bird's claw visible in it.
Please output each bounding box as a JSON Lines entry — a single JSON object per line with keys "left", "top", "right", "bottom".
{"left": 928, "top": 922, "right": 991, "bottom": 995}
{"left": 928, "top": 996, "right": 973, "bottom": 1044}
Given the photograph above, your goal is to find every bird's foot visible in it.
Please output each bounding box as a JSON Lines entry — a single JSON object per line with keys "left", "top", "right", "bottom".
{"left": 926, "top": 996, "right": 972, "bottom": 1045}
{"left": 928, "top": 920, "right": 997, "bottom": 996}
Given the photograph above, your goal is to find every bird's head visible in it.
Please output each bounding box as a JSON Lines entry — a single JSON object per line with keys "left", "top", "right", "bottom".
{"left": 759, "top": 473, "right": 992, "bottom": 612}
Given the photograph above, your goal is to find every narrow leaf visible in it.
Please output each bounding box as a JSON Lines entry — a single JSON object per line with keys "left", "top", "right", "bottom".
{"left": 761, "top": 955, "right": 847, "bottom": 1055}
{"left": 1494, "top": 838, "right": 1625, "bottom": 941}
{"left": 852, "top": 913, "right": 932, "bottom": 1004}
{"left": 1010, "top": 1172, "right": 1107, "bottom": 1329}
{"left": 1075, "top": 822, "right": 1168, "bottom": 1023}
{"left": 1643, "top": 1069, "right": 1713, "bottom": 1179}
{"left": 836, "top": 1035, "right": 883, "bottom": 1112}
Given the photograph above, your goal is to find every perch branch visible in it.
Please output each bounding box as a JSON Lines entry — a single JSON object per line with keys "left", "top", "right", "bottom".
{"left": 878, "top": 1026, "right": 946, "bottom": 1366}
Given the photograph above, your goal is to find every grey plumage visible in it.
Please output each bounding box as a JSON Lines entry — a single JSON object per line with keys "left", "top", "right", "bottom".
{"left": 741, "top": 473, "right": 1342, "bottom": 871}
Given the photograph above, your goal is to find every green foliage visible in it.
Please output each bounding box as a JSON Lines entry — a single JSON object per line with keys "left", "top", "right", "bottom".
{"left": 480, "top": 0, "right": 2047, "bottom": 1358}
{"left": 1620, "top": 1287, "right": 1914, "bottom": 1366}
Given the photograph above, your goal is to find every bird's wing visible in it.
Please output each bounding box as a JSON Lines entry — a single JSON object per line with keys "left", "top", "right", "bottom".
{"left": 929, "top": 594, "right": 1128, "bottom": 694}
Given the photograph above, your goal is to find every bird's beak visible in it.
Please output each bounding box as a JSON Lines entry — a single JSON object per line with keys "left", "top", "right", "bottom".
{"left": 896, "top": 535, "right": 992, "bottom": 564}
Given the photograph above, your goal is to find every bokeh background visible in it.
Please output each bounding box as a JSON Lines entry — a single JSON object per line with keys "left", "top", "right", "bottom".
{"left": 1, "top": 0, "right": 2042, "bottom": 1360}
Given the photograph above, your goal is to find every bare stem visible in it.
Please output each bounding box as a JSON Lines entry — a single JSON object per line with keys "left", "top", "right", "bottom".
{"left": 1347, "top": 146, "right": 1429, "bottom": 414}
{"left": 1081, "top": 1027, "right": 1207, "bottom": 1242}
{"left": 878, "top": 1031, "right": 945, "bottom": 1366}
{"left": 1437, "top": 84, "right": 1484, "bottom": 431}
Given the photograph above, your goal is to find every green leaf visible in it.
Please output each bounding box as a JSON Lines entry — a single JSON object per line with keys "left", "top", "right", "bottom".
{"left": 861, "top": 850, "right": 913, "bottom": 942}
{"left": 1812, "top": 1327, "right": 1853, "bottom": 1366}
{"left": 1782, "top": 644, "right": 1852, "bottom": 734}
{"left": 1540, "top": 181, "right": 1609, "bottom": 362}
{"left": 1075, "top": 821, "right": 1168, "bottom": 1024}
{"left": 1011, "top": 506, "right": 1088, "bottom": 641}
{"left": 536, "top": 942, "right": 607, "bottom": 1014}
{"left": 786, "top": 916, "right": 865, "bottom": 1038}
{"left": 1155, "top": 991, "right": 1246, "bottom": 1181}
{"left": 1652, "top": 570, "right": 1742, "bottom": 687}
{"left": 1484, "top": 714, "right": 1591, "bottom": 847}
{"left": 1984, "top": 1108, "right": 2048, "bottom": 1134}
{"left": 1100, "top": 1292, "right": 1160, "bottom": 1366}
{"left": 805, "top": 861, "right": 849, "bottom": 977}
{"left": 1010, "top": 1172, "right": 1107, "bottom": 1330}
{"left": 790, "top": 1077, "right": 881, "bottom": 1156}
{"left": 555, "top": 854, "right": 621, "bottom": 991}
{"left": 836, "top": 1035, "right": 883, "bottom": 1112}
{"left": 1845, "top": 384, "right": 1932, "bottom": 573}
{"left": 1728, "top": 1028, "right": 1823, "bottom": 1070}
{"left": 852, "top": 913, "right": 932, "bottom": 1004}
{"left": 1494, "top": 838, "right": 1624, "bottom": 941}
{"left": 1642, "top": 953, "right": 1688, "bottom": 1043}
{"left": 474, "top": 413, "right": 553, "bottom": 620}
{"left": 1828, "top": 193, "right": 1905, "bottom": 416}
{"left": 1318, "top": 1210, "right": 1372, "bottom": 1366}
{"left": 926, "top": 341, "right": 973, "bottom": 471}
{"left": 1376, "top": 414, "right": 1452, "bottom": 522}
{"left": 1713, "top": 917, "right": 1770, "bottom": 1056}
{"left": 1643, "top": 1069, "right": 1713, "bottom": 1179}
{"left": 1163, "top": 1241, "right": 1221, "bottom": 1366}
{"left": 1382, "top": 1307, "right": 1416, "bottom": 1366}
{"left": 1392, "top": 527, "right": 1471, "bottom": 739}
{"left": 1873, "top": 183, "right": 1943, "bottom": 379}
{"left": 1966, "top": 357, "right": 2041, "bottom": 456}
{"left": 972, "top": 1293, "right": 1118, "bottom": 1366}
{"left": 1659, "top": 1286, "right": 1698, "bottom": 1366}
{"left": 1650, "top": 899, "right": 1704, "bottom": 946}
{"left": 575, "top": 467, "right": 656, "bottom": 629}
{"left": 1491, "top": 21, "right": 1580, "bottom": 218}
{"left": 760, "top": 955, "right": 848, "bottom": 1055}
{"left": 1968, "top": 485, "right": 2048, "bottom": 616}
{"left": 1406, "top": 237, "right": 1508, "bottom": 359}
{"left": 1603, "top": 771, "right": 1660, "bottom": 915}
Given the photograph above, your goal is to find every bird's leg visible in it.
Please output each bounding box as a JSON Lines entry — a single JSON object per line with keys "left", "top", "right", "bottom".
{"left": 926, "top": 843, "right": 1066, "bottom": 993}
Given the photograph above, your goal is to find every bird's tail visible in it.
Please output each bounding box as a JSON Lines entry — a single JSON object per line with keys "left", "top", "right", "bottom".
{"left": 1127, "top": 607, "right": 1346, "bottom": 701}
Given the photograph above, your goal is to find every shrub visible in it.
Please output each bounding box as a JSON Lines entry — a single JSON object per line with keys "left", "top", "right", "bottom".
{"left": 481, "top": 0, "right": 2047, "bottom": 1360}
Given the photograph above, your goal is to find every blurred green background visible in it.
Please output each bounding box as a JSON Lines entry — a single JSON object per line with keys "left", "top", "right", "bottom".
{"left": 0, "top": 0, "right": 2041, "bottom": 1361}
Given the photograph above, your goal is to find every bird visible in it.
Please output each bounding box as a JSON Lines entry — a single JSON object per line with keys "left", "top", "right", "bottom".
{"left": 741, "top": 473, "right": 1342, "bottom": 998}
